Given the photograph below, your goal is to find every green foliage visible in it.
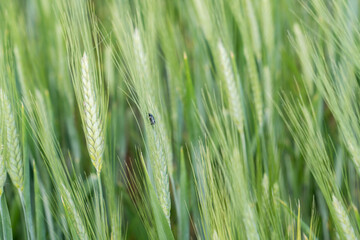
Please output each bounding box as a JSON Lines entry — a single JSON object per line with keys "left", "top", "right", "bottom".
{"left": 0, "top": 0, "right": 360, "bottom": 239}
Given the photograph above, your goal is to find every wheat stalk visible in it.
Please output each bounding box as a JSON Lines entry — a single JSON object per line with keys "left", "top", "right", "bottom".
{"left": 81, "top": 53, "right": 105, "bottom": 175}
{"left": 0, "top": 89, "right": 23, "bottom": 191}
{"left": 332, "top": 195, "right": 356, "bottom": 240}
{"left": 218, "top": 41, "right": 244, "bottom": 134}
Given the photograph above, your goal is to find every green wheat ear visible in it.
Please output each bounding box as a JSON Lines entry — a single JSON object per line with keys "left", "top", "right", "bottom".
{"left": 0, "top": 89, "right": 23, "bottom": 191}
{"left": 81, "top": 52, "right": 105, "bottom": 175}
{"left": 132, "top": 28, "right": 171, "bottom": 225}
{"left": 332, "top": 195, "right": 356, "bottom": 240}
{"left": 61, "top": 184, "right": 89, "bottom": 240}
{"left": 217, "top": 40, "right": 244, "bottom": 134}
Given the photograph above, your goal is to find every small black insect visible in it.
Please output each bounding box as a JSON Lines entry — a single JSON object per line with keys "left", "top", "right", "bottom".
{"left": 148, "top": 113, "right": 156, "bottom": 125}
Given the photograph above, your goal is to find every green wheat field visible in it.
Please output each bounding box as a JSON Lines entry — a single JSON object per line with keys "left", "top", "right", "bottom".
{"left": 0, "top": 0, "right": 360, "bottom": 239}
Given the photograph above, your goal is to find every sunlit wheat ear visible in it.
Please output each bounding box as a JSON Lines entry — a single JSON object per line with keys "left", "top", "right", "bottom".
{"left": 61, "top": 185, "right": 89, "bottom": 240}
{"left": 81, "top": 53, "right": 104, "bottom": 175}
{"left": 217, "top": 41, "right": 244, "bottom": 134}
{"left": 212, "top": 230, "right": 220, "bottom": 240}
{"left": 133, "top": 29, "right": 147, "bottom": 76}
{"left": 332, "top": 195, "right": 356, "bottom": 240}
{"left": 0, "top": 89, "right": 23, "bottom": 191}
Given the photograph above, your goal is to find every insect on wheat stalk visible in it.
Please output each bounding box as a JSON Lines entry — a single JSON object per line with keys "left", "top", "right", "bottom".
{"left": 132, "top": 29, "right": 172, "bottom": 225}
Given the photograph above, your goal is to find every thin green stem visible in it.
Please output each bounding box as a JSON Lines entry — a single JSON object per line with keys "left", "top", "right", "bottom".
{"left": 97, "top": 174, "right": 106, "bottom": 237}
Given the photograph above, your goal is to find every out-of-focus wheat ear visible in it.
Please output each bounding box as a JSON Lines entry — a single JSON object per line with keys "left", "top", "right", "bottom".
{"left": 244, "top": 48, "right": 263, "bottom": 128}
{"left": 332, "top": 195, "right": 356, "bottom": 240}
{"left": 217, "top": 41, "right": 244, "bottom": 134}
{"left": 61, "top": 185, "right": 89, "bottom": 240}
{"left": 245, "top": 0, "right": 262, "bottom": 61}
{"left": 263, "top": 66, "right": 273, "bottom": 126}
{"left": 212, "top": 230, "right": 220, "bottom": 240}
{"left": 261, "top": 0, "right": 274, "bottom": 55}
{"left": 0, "top": 89, "right": 23, "bottom": 191}
{"left": 262, "top": 173, "right": 269, "bottom": 202}
{"left": 81, "top": 53, "right": 105, "bottom": 175}
{"left": 272, "top": 182, "right": 280, "bottom": 211}
{"left": 293, "top": 24, "right": 314, "bottom": 94}
{"left": 243, "top": 203, "right": 260, "bottom": 240}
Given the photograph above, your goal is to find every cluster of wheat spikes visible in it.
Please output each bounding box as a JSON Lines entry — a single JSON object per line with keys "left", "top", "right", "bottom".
{"left": 2, "top": 0, "right": 360, "bottom": 239}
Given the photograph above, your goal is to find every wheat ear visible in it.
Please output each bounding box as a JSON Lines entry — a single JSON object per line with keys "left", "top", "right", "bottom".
{"left": 81, "top": 53, "right": 104, "bottom": 175}
{"left": 218, "top": 41, "right": 244, "bottom": 134}
{"left": 0, "top": 89, "right": 23, "bottom": 191}
{"left": 152, "top": 127, "right": 171, "bottom": 224}
{"left": 244, "top": 48, "right": 263, "bottom": 128}
{"left": 133, "top": 29, "right": 171, "bottom": 225}
{"left": 332, "top": 195, "right": 356, "bottom": 240}
{"left": 61, "top": 185, "right": 89, "bottom": 240}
